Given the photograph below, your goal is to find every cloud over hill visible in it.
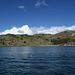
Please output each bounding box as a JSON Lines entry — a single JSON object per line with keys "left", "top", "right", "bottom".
{"left": 0, "top": 25, "right": 75, "bottom": 35}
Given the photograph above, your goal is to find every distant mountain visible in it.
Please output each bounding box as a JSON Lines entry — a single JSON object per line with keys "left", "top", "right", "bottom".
{"left": 0, "top": 30, "right": 75, "bottom": 46}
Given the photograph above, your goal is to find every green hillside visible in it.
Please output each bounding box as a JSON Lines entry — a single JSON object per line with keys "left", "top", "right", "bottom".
{"left": 51, "top": 30, "right": 75, "bottom": 46}
{"left": 0, "top": 30, "right": 75, "bottom": 46}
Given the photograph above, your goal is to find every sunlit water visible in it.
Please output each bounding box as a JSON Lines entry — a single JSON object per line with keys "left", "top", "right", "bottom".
{"left": 0, "top": 46, "right": 75, "bottom": 75}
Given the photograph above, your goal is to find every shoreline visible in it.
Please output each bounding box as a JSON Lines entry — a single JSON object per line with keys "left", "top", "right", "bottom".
{"left": 0, "top": 45, "right": 75, "bottom": 46}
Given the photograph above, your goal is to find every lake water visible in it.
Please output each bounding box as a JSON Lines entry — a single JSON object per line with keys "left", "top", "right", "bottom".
{"left": 0, "top": 46, "right": 75, "bottom": 75}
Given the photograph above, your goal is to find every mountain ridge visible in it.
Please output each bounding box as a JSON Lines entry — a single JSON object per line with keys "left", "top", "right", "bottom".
{"left": 0, "top": 30, "right": 75, "bottom": 46}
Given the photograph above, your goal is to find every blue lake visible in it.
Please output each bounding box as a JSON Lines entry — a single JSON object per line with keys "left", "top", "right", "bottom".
{"left": 0, "top": 46, "right": 75, "bottom": 75}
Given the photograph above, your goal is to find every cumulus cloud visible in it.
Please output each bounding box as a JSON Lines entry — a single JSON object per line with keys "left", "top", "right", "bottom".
{"left": 18, "top": 5, "right": 25, "bottom": 9}
{"left": 0, "top": 25, "right": 33, "bottom": 35}
{"left": 0, "top": 25, "right": 75, "bottom": 35}
{"left": 31, "top": 25, "right": 75, "bottom": 34}
{"left": 35, "top": 0, "right": 48, "bottom": 7}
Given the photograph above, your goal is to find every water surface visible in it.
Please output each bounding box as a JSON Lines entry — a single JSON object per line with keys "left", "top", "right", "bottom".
{"left": 0, "top": 46, "right": 75, "bottom": 75}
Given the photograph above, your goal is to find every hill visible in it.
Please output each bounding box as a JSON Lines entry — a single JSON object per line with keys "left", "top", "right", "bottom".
{"left": 51, "top": 30, "right": 75, "bottom": 46}
{"left": 0, "top": 30, "right": 75, "bottom": 46}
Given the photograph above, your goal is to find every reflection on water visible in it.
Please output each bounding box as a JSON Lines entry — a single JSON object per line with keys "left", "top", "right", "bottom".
{"left": 0, "top": 46, "right": 75, "bottom": 75}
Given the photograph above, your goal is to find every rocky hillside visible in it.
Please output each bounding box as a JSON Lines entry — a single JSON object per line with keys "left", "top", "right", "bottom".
{"left": 0, "top": 30, "right": 75, "bottom": 46}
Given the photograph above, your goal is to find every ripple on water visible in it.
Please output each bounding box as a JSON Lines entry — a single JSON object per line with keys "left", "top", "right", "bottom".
{"left": 0, "top": 46, "right": 75, "bottom": 75}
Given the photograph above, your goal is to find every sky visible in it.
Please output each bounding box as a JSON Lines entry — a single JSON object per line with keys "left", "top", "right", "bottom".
{"left": 0, "top": 0, "right": 75, "bottom": 35}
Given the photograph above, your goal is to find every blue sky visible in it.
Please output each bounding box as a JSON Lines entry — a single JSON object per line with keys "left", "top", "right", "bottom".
{"left": 0, "top": 0, "right": 75, "bottom": 33}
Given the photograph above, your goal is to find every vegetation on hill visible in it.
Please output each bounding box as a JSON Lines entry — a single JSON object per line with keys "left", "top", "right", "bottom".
{"left": 0, "top": 30, "right": 75, "bottom": 46}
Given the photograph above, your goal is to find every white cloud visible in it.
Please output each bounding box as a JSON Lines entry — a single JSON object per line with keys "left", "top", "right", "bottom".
{"left": 35, "top": 0, "right": 48, "bottom": 7}
{"left": 31, "top": 25, "right": 75, "bottom": 34}
{"left": 0, "top": 25, "right": 75, "bottom": 35}
{"left": 18, "top": 5, "right": 25, "bottom": 9}
{"left": 0, "top": 25, "right": 33, "bottom": 35}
